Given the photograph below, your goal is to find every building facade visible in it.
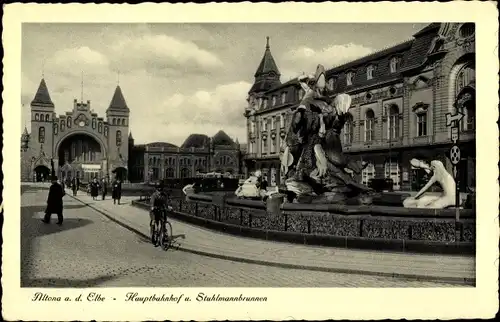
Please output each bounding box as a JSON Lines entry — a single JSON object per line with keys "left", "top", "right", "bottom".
{"left": 128, "top": 131, "right": 242, "bottom": 182}
{"left": 21, "top": 79, "right": 130, "bottom": 182}
{"left": 244, "top": 23, "right": 475, "bottom": 192}
{"left": 21, "top": 81, "right": 243, "bottom": 183}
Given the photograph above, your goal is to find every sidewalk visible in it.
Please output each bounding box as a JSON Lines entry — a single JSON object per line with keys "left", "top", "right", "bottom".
{"left": 70, "top": 192, "right": 475, "bottom": 285}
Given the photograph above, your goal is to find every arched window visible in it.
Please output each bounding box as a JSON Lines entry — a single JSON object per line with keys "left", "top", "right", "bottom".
{"left": 35, "top": 113, "right": 39, "bottom": 121}
{"left": 92, "top": 118, "right": 96, "bottom": 129}
{"left": 384, "top": 158, "right": 400, "bottom": 191}
{"left": 104, "top": 126, "right": 108, "bottom": 137}
{"left": 364, "top": 109, "right": 375, "bottom": 142}
{"left": 67, "top": 116, "right": 72, "bottom": 128}
{"left": 123, "top": 119, "right": 127, "bottom": 126}
{"left": 455, "top": 64, "right": 476, "bottom": 131}
{"left": 116, "top": 130, "right": 122, "bottom": 146}
{"left": 180, "top": 168, "right": 190, "bottom": 178}
{"left": 344, "top": 113, "right": 354, "bottom": 144}
{"left": 387, "top": 105, "right": 400, "bottom": 140}
{"left": 112, "top": 119, "right": 116, "bottom": 125}
{"left": 362, "top": 162, "right": 376, "bottom": 186}
{"left": 281, "top": 92, "right": 286, "bottom": 104}
{"left": 60, "top": 120, "right": 65, "bottom": 131}
{"left": 45, "top": 114, "right": 50, "bottom": 122}
{"left": 53, "top": 122, "right": 58, "bottom": 135}
{"left": 165, "top": 168, "right": 175, "bottom": 178}
{"left": 98, "top": 122, "right": 103, "bottom": 133}
{"left": 38, "top": 127, "right": 45, "bottom": 143}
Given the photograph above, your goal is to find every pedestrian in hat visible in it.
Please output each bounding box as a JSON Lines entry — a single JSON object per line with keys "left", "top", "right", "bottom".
{"left": 112, "top": 177, "right": 122, "bottom": 205}
{"left": 42, "top": 176, "right": 65, "bottom": 225}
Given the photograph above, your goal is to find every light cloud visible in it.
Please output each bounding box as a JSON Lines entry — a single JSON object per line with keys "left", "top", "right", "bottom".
{"left": 109, "top": 34, "right": 223, "bottom": 76}
{"left": 46, "top": 46, "right": 110, "bottom": 77}
{"left": 129, "top": 81, "right": 251, "bottom": 145}
{"left": 281, "top": 43, "right": 375, "bottom": 75}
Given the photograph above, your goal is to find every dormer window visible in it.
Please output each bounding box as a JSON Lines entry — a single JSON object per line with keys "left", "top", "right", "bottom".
{"left": 281, "top": 92, "right": 286, "bottom": 104}
{"left": 367, "top": 65, "right": 375, "bottom": 80}
{"left": 346, "top": 72, "right": 354, "bottom": 86}
{"left": 298, "top": 88, "right": 305, "bottom": 100}
{"left": 272, "top": 96, "right": 277, "bottom": 106}
{"left": 390, "top": 57, "right": 400, "bottom": 73}
{"left": 327, "top": 78, "right": 336, "bottom": 90}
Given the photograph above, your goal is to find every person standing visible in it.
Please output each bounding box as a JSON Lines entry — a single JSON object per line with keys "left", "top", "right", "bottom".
{"left": 112, "top": 178, "right": 122, "bottom": 205}
{"left": 71, "top": 177, "right": 78, "bottom": 196}
{"left": 101, "top": 178, "right": 108, "bottom": 200}
{"left": 90, "top": 177, "right": 100, "bottom": 200}
{"left": 42, "top": 176, "right": 65, "bottom": 225}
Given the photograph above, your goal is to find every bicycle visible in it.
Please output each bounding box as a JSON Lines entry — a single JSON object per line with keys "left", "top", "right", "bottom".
{"left": 150, "top": 206, "right": 173, "bottom": 251}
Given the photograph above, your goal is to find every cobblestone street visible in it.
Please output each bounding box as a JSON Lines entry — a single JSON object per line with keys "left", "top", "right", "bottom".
{"left": 21, "top": 185, "right": 464, "bottom": 288}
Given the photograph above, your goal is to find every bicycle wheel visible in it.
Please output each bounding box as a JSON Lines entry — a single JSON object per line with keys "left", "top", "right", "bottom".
{"left": 160, "top": 221, "right": 173, "bottom": 251}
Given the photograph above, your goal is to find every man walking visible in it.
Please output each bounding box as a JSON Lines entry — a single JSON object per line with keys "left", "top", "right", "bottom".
{"left": 112, "top": 177, "right": 122, "bottom": 205}
{"left": 101, "top": 178, "right": 108, "bottom": 200}
{"left": 71, "top": 177, "right": 78, "bottom": 196}
{"left": 42, "top": 176, "right": 65, "bottom": 225}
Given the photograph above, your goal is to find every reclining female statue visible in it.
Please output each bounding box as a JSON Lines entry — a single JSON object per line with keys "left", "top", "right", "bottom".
{"left": 280, "top": 64, "right": 371, "bottom": 203}
{"left": 403, "top": 158, "right": 457, "bottom": 209}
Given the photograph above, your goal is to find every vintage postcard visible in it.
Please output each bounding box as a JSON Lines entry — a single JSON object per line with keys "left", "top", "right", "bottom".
{"left": 2, "top": 2, "right": 499, "bottom": 321}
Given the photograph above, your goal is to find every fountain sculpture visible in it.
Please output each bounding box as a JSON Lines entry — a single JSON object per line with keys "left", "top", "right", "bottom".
{"left": 403, "top": 159, "right": 457, "bottom": 209}
{"left": 279, "top": 64, "right": 373, "bottom": 204}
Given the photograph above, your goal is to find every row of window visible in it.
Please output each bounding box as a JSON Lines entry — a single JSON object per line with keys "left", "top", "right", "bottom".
{"left": 148, "top": 167, "right": 196, "bottom": 179}
{"left": 345, "top": 56, "right": 401, "bottom": 86}
{"left": 35, "top": 113, "right": 126, "bottom": 128}
{"left": 147, "top": 156, "right": 208, "bottom": 167}
{"left": 111, "top": 118, "right": 127, "bottom": 126}
{"left": 216, "top": 155, "right": 235, "bottom": 166}
{"left": 39, "top": 126, "right": 122, "bottom": 147}
{"left": 250, "top": 113, "right": 287, "bottom": 135}
{"left": 249, "top": 57, "right": 403, "bottom": 111}
{"left": 34, "top": 113, "right": 51, "bottom": 122}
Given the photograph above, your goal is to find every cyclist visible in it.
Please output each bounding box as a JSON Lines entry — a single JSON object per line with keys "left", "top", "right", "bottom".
{"left": 150, "top": 182, "right": 172, "bottom": 236}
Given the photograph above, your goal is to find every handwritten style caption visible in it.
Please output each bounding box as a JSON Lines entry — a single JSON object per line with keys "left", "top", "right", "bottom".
{"left": 32, "top": 292, "right": 268, "bottom": 303}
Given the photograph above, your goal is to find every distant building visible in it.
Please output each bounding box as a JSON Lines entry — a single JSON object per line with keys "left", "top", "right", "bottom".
{"left": 21, "top": 81, "right": 243, "bottom": 183}
{"left": 244, "top": 23, "right": 475, "bottom": 191}
{"left": 128, "top": 130, "right": 243, "bottom": 182}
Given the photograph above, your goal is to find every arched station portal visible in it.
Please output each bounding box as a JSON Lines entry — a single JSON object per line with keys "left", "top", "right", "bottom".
{"left": 57, "top": 133, "right": 106, "bottom": 183}
{"left": 34, "top": 165, "right": 50, "bottom": 182}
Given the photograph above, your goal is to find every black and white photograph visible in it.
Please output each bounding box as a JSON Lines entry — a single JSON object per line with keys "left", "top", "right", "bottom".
{"left": 3, "top": 2, "right": 498, "bottom": 321}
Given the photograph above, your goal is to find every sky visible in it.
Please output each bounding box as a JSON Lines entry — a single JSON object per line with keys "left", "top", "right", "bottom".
{"left": 22, "top": 23, "right": 428, "bottom": 146}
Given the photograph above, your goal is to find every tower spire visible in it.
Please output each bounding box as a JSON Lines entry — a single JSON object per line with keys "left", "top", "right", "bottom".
{"left": 266, "top": 36, "right": 270, "bottom": 49}
{"left": 41, "top": 59, "right": 45, "bottom": 78}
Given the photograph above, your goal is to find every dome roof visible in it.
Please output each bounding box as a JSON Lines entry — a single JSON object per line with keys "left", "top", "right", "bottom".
{"left": 146, "top": 142, "right": 178, "bottom": 148}
{"left": 181, "top": 134, "right": 209, "bottom": 149}
{"left": 212, "top": 130, "right": 234, "bottom": 146}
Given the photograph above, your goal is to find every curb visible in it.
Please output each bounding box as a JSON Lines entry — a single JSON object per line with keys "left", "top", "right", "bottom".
{"left": 69, "top": 194, "right": 475, "bottom": 286}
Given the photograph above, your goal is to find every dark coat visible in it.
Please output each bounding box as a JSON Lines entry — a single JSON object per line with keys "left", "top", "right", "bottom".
{"left": 101, "top": 181, "right": 108, "bottom": 195}
{"left": 112, "top": 181, "right": 122, "bottom": 199}
{"left": 46, "top": 182, "right": 64, "bottom": 214}
{"left": 90, "top": 181, "right": 100, "bottom": 197}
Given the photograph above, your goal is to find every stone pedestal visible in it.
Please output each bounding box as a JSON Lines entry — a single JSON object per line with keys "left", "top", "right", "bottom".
{"left": 266, "top": 193, "right": 284, "bottom": 216}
